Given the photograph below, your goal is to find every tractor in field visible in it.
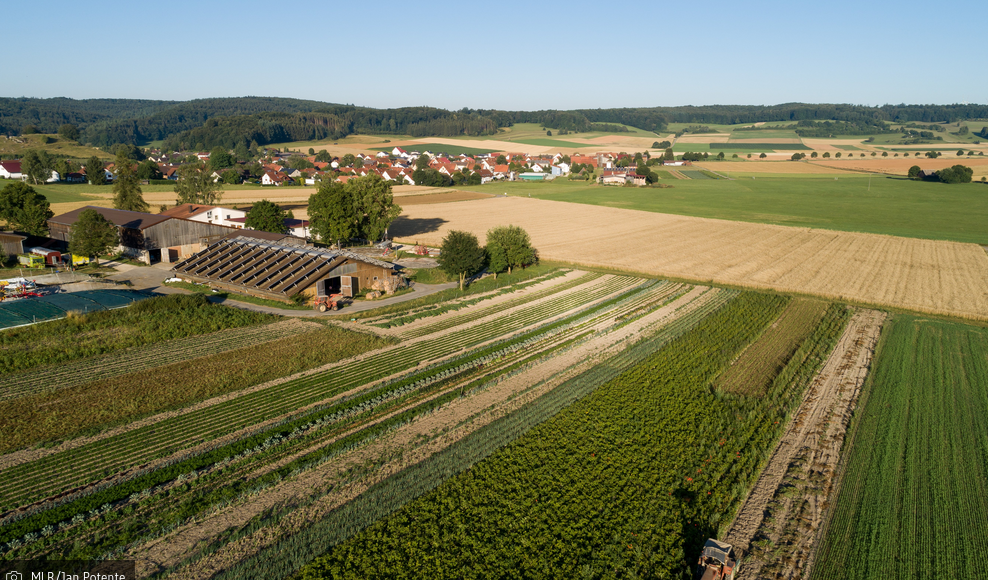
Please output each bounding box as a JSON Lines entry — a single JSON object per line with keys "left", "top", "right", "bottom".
{"left": 696, "top": 539, "right": 738, "bottom": 580}
{"left": 313, "top": 293, "right": 345, "bottom": 312}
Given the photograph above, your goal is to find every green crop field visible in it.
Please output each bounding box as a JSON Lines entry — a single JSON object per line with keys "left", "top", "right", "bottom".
{"left": 18, "top": 184, "right": 98, "bottom": 204}
{"left": 293, "top": 293, "right": 850, "bottom": 579}
{"left": 455, "top": 175, "right": 988, "bottom": 244}
{"left": 715, "top": 142, "right": 811, "bottom": 150}
{"left": 812, "top": 315, "right": 988, "bottom": 580}
{"left": 729, "top": 130, "right": 801, "bottom": 139}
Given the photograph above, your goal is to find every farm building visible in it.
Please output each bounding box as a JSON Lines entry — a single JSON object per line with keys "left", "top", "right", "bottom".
{"left": 0, "top": 232, "right": 26, "bottom": 256}
{"left": 170, "top": 237, "right": 405, "bottom": 303}
{"left": 518, "top": 172, "right": 547, "bottom": 181}
{"left": 47, "top": 206, "right": 302, "bottom": 265}
{"left": 159, "top": 204, "right": 248, "bottom": 228}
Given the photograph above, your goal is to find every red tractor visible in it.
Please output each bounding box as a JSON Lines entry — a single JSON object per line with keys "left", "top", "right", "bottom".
{"left": 313, "top": 293, "right": 345, "bottom": 312}
{"left": 696, "top": 539, "right": 739, "bottom": 580}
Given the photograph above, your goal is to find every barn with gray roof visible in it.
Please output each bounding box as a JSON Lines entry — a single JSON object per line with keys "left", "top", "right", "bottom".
{"left": 170, "top": 237, "right": 404, "bottom": 303}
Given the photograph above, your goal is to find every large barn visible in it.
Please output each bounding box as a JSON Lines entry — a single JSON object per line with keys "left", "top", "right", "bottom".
{"left": 170, "top": 237, "right": 405, "bottom": 303}
{"left": 47, "top": 206, "right": 303, "bottom": 264}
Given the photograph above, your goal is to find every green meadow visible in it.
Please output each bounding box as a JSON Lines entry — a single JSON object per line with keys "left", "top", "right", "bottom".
{"left": 456, "top": 175, "right": 988, "bottom": 244}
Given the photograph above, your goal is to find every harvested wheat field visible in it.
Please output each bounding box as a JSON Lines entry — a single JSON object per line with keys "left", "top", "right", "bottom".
{"left": 398, "top": 191, "right": 493, "bottom": 205}
{"left": 694, "top": 161, "right": 851, "bottom": 174}
{"left": 408, "top": 137, "right": 553, "bottom": 154}
{"left": 393, "top": 197, "right": 988, "bottom": 320}
{"left": 809, "top": 156, "right": 988, "bottom": 175}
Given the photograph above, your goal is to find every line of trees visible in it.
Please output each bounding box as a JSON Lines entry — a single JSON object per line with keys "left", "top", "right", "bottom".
{"left": 437, "top": 226, "right": 538, "bottom": 291}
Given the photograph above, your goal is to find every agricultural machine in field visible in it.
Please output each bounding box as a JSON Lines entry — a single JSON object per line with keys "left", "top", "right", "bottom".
{"left": 696, "top": 539, "right": 738, "bottom": 580}
{"left": 313, "top": 293, "right": 346, "bottom": 312}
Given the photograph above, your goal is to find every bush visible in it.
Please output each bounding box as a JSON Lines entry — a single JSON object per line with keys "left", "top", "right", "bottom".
{"left": 936, "top": 165, "right": 974, "bottom": 184}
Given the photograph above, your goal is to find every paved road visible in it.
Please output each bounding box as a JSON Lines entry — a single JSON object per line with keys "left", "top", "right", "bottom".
{"left": 102, "top": 262, "right": 458, "bottom": 317}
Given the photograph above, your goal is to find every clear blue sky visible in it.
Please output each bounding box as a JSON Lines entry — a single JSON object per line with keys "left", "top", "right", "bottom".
{"left": 8, "top": 0, "right": 987, "bottom": 110}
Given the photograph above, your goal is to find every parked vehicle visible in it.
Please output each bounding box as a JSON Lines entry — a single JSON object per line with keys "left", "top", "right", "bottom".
{"left": 696, "top": 539, "right": 739, "bottom": 580}
{"left": 313, "top": 293, "right": 346, "bottom": 312}
{"left": 16, "top": 254, "right": 45, "bottom": 269}
{"left": 29, "top": 247, "right": 61, "bottom": 265}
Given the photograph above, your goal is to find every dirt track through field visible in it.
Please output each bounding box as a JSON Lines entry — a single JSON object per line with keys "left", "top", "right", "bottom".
{"left": 393, "top": 197, "right": 988, "bottom": 320}
{"left": 725, "top": 309, "right": 885, "bottom": 579}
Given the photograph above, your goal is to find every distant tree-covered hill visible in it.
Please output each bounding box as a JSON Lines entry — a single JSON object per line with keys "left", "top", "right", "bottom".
{"left": 2, "top": 97, "right": 986, "bottom": 150}
{"left": 0, "top": 97, "right": 178, "bottom": 135}
{"left": 163, "top": 106, "right": 502, "bottom": 150}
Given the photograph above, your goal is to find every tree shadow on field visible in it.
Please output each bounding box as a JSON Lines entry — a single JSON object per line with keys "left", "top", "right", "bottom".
{"left": 390, "top": 217, "right": 448, "bottom": 238}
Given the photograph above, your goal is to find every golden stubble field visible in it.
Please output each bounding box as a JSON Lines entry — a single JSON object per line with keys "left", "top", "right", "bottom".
{"left": 393, "top": 197, "right": 988, "bottom": 320}
{"left": 693, "top": 161, "right": 851, "bottom": 174}
{"left": 808, "top": 157, "right": 988, "bottom": 175}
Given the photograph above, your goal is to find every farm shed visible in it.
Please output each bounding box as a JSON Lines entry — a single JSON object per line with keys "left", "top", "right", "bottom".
{"left": 47, "top": 206, "right": 252, "bottom": 265}
{"left": 170, "top": 237, "right": 404, "bottom": 303}
{"left": 0, "top": 232, "right": 26, "bottom": 256}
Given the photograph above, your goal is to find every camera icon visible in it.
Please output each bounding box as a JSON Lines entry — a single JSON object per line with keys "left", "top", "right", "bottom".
{"left": 6, "top": 571, "right": 22, "bottom": 580}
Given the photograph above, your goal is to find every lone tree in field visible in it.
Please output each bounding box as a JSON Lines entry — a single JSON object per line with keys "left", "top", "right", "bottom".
{"left": 87, "top": 156, "right": 107, "bottom": 185}
{"left": 908, "top": 165, "right": 922, "bottom": 178}
{"left": 486, "top": 225, "right": 537, "bottom": 279}
{"left": 174, "top": 161, "right": 222, "bottom": 205}
{"left": 69, "top": 209, "right": 118, "bottom": 266}
{"left": 245, "top": 200, "right": 288, "bottom": 233}
{"left": 0, "top": 182, "right": 53, "bottom": 235}
{"left": 438, "top": 230, "right": 485, "bottom": 291}
{"left": 112, "top": 150, "right": 149, "bottom": 212}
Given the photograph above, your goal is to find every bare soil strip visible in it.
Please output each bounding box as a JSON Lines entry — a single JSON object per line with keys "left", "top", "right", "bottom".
{"left": 724, "top": 309, "right": 886, "bottom": 579}
{"left": 129, "top": 286, "right": 718, "bottom": 578}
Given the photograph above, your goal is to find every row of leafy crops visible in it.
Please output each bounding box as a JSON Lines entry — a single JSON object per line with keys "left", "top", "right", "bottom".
{"left": 341, "top": 263, "right": 562, "bottom": 322}
{"left": 0, "top": 275, "right": 644, "bottom": 513}
{"left": 0, "top": 277, "right": 697, "bottom": 561}
{"left": 0, "top": 320, "right": 320, "bottom": 401}
{"left": 392, "top": 272, "right": 600, "bottom": 336}
{"left": 225, "top": 296, "right": 850, "bottom": 580}
{"left": 0, "top": 325, "right": 391, "bottom": 453}
{"left": 193, "top": 291, "right": 746, "bottom": 580}
{"left": 812, "top": 315, "right": 988, "bottom": 579}
{"left": 372, "top": 270, "right": 580, "bottom": 330}
{"left": 0, "top": 294, "right": 276, "bottom": 375}
{"left": 715, "top": 298, "right": 828, "bottom": 395}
